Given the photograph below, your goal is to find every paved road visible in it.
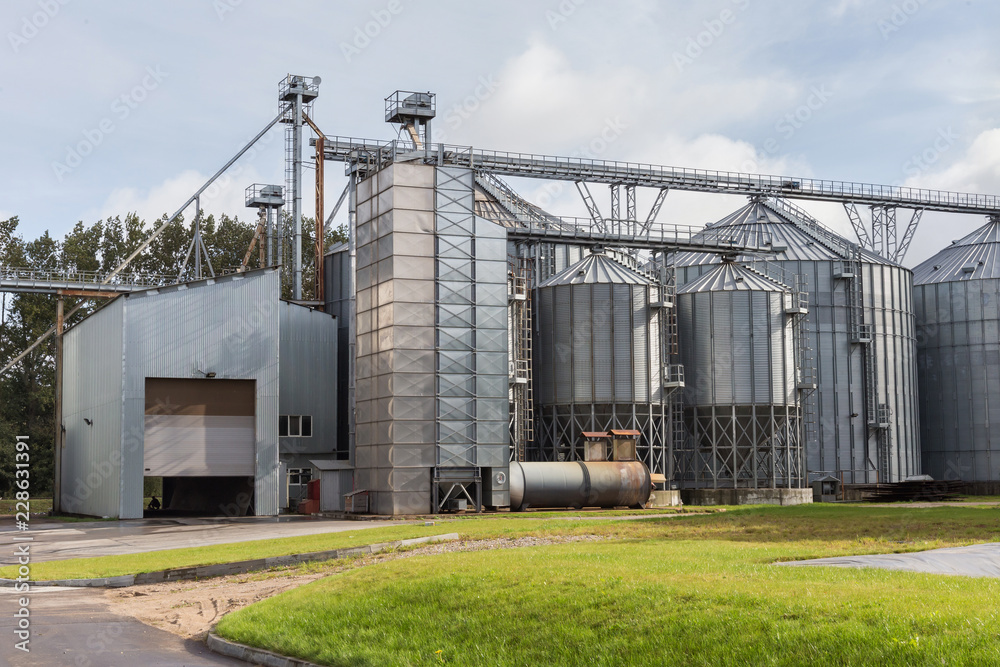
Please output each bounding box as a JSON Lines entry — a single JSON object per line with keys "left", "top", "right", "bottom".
{"left": 0, "top": 515, "right": 406, "bottom": 564}
{"left": 779, "top": 542, "right": 1000, "bottom": 578}
{"left": 0, "top": 587, "right": 247, "bottom": 666}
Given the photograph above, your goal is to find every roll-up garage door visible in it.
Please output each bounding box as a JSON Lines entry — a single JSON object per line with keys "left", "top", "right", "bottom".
{"left": 144, "top": 378, "right": 255, "bottom": 476}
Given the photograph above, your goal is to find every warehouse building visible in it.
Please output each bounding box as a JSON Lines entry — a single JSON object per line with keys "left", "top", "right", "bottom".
{"left": 58, "top": 268, "right": 338, "bottom": 519}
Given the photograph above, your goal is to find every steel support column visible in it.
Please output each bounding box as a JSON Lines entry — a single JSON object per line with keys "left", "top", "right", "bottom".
{"left": 576, "top": 181, "right": 605, "bottom": 231}
{"left": 894, "top": 209, "right": 923, "bottom": 263}
{"left": 844, "top": 202, "right": 874, "bottom": 252}
{"left": 642, "top": 187, "right": 669, "bottom": 234}
{"left": 53, "top": 296, "right": 63, "bottom": 514}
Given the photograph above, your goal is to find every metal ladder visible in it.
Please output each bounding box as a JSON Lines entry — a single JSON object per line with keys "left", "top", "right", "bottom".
{"left": 840, "top": 250, "right": 891, "bottom": 482}
{"left": 508, "top": 255, "right": 534, "bottom": 462}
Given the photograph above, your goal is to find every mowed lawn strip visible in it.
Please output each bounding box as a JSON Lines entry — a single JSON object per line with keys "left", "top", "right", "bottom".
{"left": 5, "top": 504, "right": 1000, "bottom": 581}
{"left": 216, "top": 537, "right": 1000, "bottom": 667}
{"left": 0, "top": 523, "right": 453, "bottom": 581}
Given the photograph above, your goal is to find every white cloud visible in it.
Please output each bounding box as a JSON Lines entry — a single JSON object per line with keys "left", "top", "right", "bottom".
{"left": 93, "top": 166, "right": 271, "bottom": 229}
{"left": 453, "top": 38, "right": 863, "bottom": 241}
{"left": 448, "top": 38, "right": 800, "bottom": 157}
{"left": 827, "top": 0, "right": 865, "bottom": 19}
{"left": 447, "top": 39, "right": 645, "bottom": 152}
{"left": 899, "top": 127, "right": 1000, "bottom": 266}
{"left": 904, "top": 128, "right": 1000, "bottom": 194}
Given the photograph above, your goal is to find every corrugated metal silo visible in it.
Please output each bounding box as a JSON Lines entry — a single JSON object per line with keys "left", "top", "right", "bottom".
{"left": 676, "top": 261, "right": 804, "bottom": 490}
{"left": 914, "top": 216, "right": 1000, "bottom": 491}
{"left": 534, "top": 249, "right": 674, "bottom": 475}
{"left": 672, "top": 198, "right": 920, "bottom": 484}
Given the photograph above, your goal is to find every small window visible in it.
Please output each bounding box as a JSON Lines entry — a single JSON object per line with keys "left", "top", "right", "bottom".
{"left": 289, "top": 467, "right": 312, "bottom": 485}
{"left": 279, "top": 415, "right": 313, "bottom": 437}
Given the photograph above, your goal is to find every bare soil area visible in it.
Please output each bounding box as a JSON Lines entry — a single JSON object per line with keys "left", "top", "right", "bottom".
{"left": 105, "top": 534, "right": 604, "bottom": 639}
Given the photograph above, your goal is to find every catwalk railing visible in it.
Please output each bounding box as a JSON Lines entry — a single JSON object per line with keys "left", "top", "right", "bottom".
{"left": 0, "top": 266, "right": 175, "bottom": 294}
{"left": 320, "top": 137, "right": 1000, "bottom": 215}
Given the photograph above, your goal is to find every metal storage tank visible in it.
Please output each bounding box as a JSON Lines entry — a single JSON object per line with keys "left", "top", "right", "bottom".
{"left": 913, "top": 216, "right": 1000, "bottom": 491}
{"left": 676, "top": 260, "right": 804, "bottom": 491}
{"left": 672, "top": 197, "right": 920, "bottom": 484}
{"left": 533, "top": 249, "right": 675, "bottom": 476}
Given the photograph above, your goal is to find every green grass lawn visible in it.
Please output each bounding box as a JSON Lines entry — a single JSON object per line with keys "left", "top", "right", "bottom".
{"left": 0, "top": 497, "right": 52, "bottom": 516}
{"left": 0, "top": 523, "right": 453, "bottom": 580}
{"left": 216, "top": 505, "right": 1000, "bottom": 666}
{"left": 6, "top": 503, "right": 1000, "bottom": 581}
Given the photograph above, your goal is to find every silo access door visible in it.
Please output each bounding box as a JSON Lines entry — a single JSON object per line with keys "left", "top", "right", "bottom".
{"left": 143, "top": 378, "right": 256, "bottom": 477}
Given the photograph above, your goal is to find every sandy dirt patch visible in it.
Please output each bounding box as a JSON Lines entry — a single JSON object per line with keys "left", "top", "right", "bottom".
{"left": 105, "top": 534, "right": 604, "bottom": 639}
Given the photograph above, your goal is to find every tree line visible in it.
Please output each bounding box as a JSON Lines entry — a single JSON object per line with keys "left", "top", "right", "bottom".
{"left": 0, "top": 211, "right": 346, "bottom": 499}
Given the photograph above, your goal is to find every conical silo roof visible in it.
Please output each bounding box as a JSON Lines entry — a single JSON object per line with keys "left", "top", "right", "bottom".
{"left": 677, "top": 261, "right": 789, "bottom": 294}
{"left": 673, "top": 199, "right": 895, "bottom": 267}
{"left": 912, "top": 217, "right": 1000, "bottom": 284}
{"left": 539, "top": 251, "right": 650, "bottom": 287}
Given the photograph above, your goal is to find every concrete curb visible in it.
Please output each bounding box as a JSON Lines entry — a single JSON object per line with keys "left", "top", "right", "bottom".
{"left": 0, "top": 533, "right": 460, "bottom": 588}
{"left": 207, "top": 633, "right": 325, "bottom": 667}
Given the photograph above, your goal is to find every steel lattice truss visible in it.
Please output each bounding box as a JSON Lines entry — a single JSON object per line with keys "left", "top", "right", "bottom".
{"left": 533, "top": 403, "right": 673, "bottom": 479}
{"left": 676, "top": 405, "right": 804, "bottom": 489}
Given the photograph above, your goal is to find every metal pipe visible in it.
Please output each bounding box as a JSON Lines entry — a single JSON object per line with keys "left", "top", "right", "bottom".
{"left": 315, "top": 134, "right": 324, "bottom": 303}
{"left": 194, "top": 196, "right": 202, "bottom": 279}
{"left": 266, "top": 207, "right": 273, "bottom": 267}
{"left": 292, "top": 91, "right": 303, "bottom": 300}
{"left": 508, "top": 461, "right": 651, "bottom": 511}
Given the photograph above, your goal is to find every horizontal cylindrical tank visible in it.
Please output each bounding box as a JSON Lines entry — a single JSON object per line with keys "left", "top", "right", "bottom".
{"left": 508, "top": 461, "right": 652, "bottom": 511}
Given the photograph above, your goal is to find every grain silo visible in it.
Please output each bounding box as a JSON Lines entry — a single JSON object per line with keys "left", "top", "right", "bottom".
{"left": 672, "top": 197, "right": 920, "bottom": 484}
{"left": 675, "top": 260, "right": 807, "bottom": 502}
{"left": 533, "top": 249, "right": 677, "bottom": 477}
{"left": 913, "top": 216, "right": 1000, "bottom": 492}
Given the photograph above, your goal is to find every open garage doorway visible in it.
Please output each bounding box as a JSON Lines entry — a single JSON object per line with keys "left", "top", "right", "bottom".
{"left": 143, "top": 378, "right": 257, "bottom": 516}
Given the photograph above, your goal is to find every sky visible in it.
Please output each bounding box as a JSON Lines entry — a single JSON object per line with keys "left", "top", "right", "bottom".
{"left": 2, "top": 0, "right": 999, "bottom": 267}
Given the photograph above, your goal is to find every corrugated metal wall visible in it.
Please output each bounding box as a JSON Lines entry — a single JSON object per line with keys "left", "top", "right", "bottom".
{"left": 679, "top": 290, "right": 794, "bottom": 407}
{"left": 278, "top": 301, "right": 338, "bottom": 469}
{"left": 917, "top": 278, "right": 1000, "bottom": 482}
{"left": 677, "top": 259, "right": 919, "bottom": 483}
{"left": 354, "top": 163, "right": 510, "bottom": 514}
{"left": 324, "top": 245, "right": 352, "bottom": 458}
{"left": 533, "top": 254, "right": 671, "bottom": 474}
{"left": 865, "top": 262, "right": 921, "bottom": 482}
{"left": 319, "top": 468, "right": 354, "bottom": 512}
{"left": 120, "top": 269, "right": 281, "bottom": 518}
{"left": 61, "top": 298, "right": 125, "bottom": 518}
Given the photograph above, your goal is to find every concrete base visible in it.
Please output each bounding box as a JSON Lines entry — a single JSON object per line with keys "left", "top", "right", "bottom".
{"left": 647, "top": 490, "right": 682, "bottom": 507}
{"left": 681, "top": 488, "right": 813, "bottom": 506}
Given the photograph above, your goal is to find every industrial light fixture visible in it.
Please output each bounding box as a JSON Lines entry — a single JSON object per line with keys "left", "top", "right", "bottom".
{"left": 205, "top": 371, "right": 217, "bottom": 378}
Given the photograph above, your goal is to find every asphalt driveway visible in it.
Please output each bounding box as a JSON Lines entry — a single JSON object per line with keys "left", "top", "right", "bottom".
{"left": 0, "top": 586, "right": 247, "bottom": 666}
